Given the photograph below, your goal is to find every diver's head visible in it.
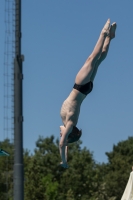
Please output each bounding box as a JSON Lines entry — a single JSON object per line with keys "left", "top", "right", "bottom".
{"left": 67, "top": 126, "right": 82, "bottom": 143}
{"left": 60, "top": 125, "right": 82, "bottom": 143}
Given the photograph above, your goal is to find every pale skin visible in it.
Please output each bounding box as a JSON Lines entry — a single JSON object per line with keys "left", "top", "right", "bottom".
{"left": 60, "top": 19, "right": 117, "bottom": 168}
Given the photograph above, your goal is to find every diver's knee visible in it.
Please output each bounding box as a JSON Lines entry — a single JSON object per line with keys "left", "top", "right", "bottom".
{"left": 86, "top": 55, "right": 97, "bottom": 67}
{"left": 86, "top": 55, "right": 94, "bottom": 62}
{"left": 100, "top": 51, "right": 107, "bottom": 61}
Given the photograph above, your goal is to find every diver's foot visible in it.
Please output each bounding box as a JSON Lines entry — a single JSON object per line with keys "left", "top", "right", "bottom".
{"left": 101, "top": 19, "right": 110, "bottom": 36}
{"left": 109, "top": 22, "right": 117, "bottom": 39}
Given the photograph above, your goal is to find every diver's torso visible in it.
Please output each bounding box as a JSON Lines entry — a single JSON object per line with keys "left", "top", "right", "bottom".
{"left": 60, "top": 89, "right": 86, "bottom": 126}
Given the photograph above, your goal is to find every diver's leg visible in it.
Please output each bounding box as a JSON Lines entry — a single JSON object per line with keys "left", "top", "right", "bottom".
{"left": 90, "top": 36, "right": 111, "bottom": 81}
{"left": 75, "top": 19, "right": 110, "bottom": 85}
{"left": 90, "top": 22, "right": 117, "bottom": 81}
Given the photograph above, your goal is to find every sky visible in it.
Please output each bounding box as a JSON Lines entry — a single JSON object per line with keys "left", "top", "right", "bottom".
{"left": 0, "top": 0, "right": 133, "bottom": 164}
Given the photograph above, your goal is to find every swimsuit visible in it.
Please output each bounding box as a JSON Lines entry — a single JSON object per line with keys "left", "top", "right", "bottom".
{"left": 73, "top": 81, "right": 93, "bottom": 95}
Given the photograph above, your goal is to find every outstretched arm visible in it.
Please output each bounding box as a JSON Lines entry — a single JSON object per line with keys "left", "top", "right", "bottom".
{"left": 59, "top": 121, "right": 73, "bottom": 167}
{"left": 65, "top": 145, "right": 68, "bottom": 162}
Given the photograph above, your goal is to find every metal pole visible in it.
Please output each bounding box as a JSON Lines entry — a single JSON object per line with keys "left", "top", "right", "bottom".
{"left": 13, "top": 0, "right": 24, "bottom": 199}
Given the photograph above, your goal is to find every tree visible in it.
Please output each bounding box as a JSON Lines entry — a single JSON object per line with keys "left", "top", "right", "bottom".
{"left": 42, "top": 174, "right": 59, "bottom": 200}
{"left": 24, "top": 135, "right": 99, "bottom": 200}
{"left": 0, "top": 139, "right": 14, "bottom": 200}
{"left": 104, "top": 137, "right": 133, "bottom": 200}
{"left": 1, "top": 135, "right": 132, "bottom": 200}
{"left": 24, "top": 135, "right": 60, "bottom": 200}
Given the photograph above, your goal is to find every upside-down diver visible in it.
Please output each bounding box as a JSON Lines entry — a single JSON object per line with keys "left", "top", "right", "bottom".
{"left": 59, "top": 19, "right": 117, "bottom": 168}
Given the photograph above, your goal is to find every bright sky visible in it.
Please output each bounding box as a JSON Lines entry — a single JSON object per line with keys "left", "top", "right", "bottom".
{"left": 0, "top": 1, "right": 133, "bottom": 163}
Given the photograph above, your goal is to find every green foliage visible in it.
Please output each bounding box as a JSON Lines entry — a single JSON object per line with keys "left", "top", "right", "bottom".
{"left": 0, "top": 136, "right": 133, "bottom": 200}
{"left": 0, "top": 139, "right": 14, "bottom": 200}
{"left": 66, "top": 189, "right": 75, "bottom": 200}
{"left": 24, "top": 135, "right": 60, "bottom": 200}
{"left": 104, "top": 137, "right": 133, "bottom": 200}
{"left": 24, "top": 135, "right": 99, "bottom": 199}
{"left": 42, "top": 174, "right": 59, "bottom": 200}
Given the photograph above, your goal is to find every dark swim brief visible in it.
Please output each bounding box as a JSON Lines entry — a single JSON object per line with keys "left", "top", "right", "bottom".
{"left": 73, "top": 81, "right": 93, "bottom": 95}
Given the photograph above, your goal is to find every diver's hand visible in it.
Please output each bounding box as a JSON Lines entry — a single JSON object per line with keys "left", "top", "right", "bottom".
{"left": 60, "top": 161, "right": 69, "bottom": 169}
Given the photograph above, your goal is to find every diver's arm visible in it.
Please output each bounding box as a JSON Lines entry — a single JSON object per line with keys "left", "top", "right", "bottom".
{"left": 59, "top": 121, "right": 73, "bottom": 165}
{"left": 65, "top": 145, "right": 68, "bottom": 162}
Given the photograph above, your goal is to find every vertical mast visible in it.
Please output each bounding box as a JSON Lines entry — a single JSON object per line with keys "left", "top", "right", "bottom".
{"left": 14, "top": 0, "right": 24, "bottom": 199}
